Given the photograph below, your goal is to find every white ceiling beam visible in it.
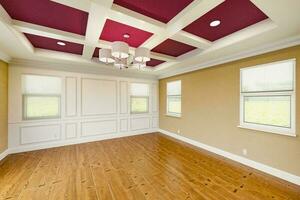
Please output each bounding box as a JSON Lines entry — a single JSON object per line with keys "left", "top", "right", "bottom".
{"left": 108, "top": 4, "right": 165, "bottom": 33}
{"left": 50, "top": 0, "right": 215, "bottom": 51}
{"left": 172, "top": 31, "right": 212, "bottom": 49}
{"left": 11, "top": 19, "right": 175, "bottom": 62}
{"left": 0, "top": 5, "right": 12, "bottom": 25}
{"left": 141, "top": 0, "right": 224, "bottom": 49}
{"left": 13, "top": 20, "right": 85, "bottom": 44}
{"left": 82, "top": 0, "right": 113, "bottom": 59}
{"left": 0, "top": 6, "right": 34, "bottom": 54}
{"left": 154, "top": 18, "right": 277, "bottom": 71}
{"left": 203, "top": 19, "right": 277, "bottom": 54}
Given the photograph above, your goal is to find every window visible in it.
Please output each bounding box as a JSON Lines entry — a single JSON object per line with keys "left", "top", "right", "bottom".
{"left": 22, "top": 75, "right": 61, "bottom": 120}
{"left": 130, "top": 83, "right": 149, "bottom": 113}
{"left": 240, "top": 59, "right": 295, "bottom": 136}
{"left": 167, "top": 80, "right": 181, "bottom": 117}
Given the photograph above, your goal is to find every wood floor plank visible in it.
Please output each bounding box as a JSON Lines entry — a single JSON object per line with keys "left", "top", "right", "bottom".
{"left": 0, "top": 133, "right": 299, "bottom": 200}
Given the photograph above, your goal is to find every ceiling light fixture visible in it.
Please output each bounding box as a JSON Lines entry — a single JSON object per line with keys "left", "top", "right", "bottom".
{"left": 134, "top": 47, "right": 150, "bottom": 62}
{"left": 111, "top": 41, "right": 129, "bottom": 59}
{"left": 99, "top": 41, "right": 151, "bottom": 70}
{"left": 123, "top": 33, "right": 130, "bottom": 39}
{"left": 210, "top": 20, "right": 221, "bottom": 27}
{"left": 114, "top": 58, "right": 127, "bottom": 69}
{"left": 99, "top": 49, "right": 115, "bottom": 64}
{"left": 57, "top": 41, "right": 66, "bottom": 46}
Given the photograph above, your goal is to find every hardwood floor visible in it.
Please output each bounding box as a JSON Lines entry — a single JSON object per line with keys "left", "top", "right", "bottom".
{"left": 0, "top": 133, "right": 299, "bottom": 200}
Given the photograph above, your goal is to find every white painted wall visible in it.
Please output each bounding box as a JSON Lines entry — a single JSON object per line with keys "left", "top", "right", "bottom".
{"left": 8, "top": 66, "right": 159, "bottom": 153}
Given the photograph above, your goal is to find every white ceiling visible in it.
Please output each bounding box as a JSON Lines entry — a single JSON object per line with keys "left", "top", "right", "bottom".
{"left": 0, "top": 0, "right": 299, "bottom": 79}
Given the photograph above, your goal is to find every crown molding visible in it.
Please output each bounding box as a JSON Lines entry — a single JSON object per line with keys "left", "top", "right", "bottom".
{"left": 10, "top": 58, "right": 159, "bottom": 80}
{"left": 0, "top": 50, "right": 11, "bottom": 63}
{"left": 158, "top": 34, "right": 300, "bottom": 79}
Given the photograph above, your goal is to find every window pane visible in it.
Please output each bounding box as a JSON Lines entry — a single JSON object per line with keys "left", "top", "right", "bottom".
{"left": 241, "top": 60, "right": 294, "bottom": 92}
{"left": 168, "top": 96, "right": 181, "bottom": 114}
{"left": 167, "top": 80, "right": 181, "bottom": 95}
{"left": 22, "top": 75, "right": 61, "bottom": 95}
{"left": 131, "top": 97, "right": 148, "bottom": 113}
{"left": 25, "top": 96, "right": 60, "bottom": 119}
{"left": 244, "top": 96, "right": 291, "bottom": 128}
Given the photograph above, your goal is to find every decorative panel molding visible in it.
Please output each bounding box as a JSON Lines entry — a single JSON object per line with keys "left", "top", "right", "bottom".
{"left": 120, "top": 81, "right": 128, "bottom": 114}
{"left": 120, "top": 119, "right": 128, "bottom": 132}
{"left": 21, "top": 124, "right": 61, "bottom": 144}
{"left": 65, "top": 77, "right": 77, "bottom": 117}
{"left": 8, "top": 66, "right": 158, "bottom": 153}
{"left": 81, "top": 120, "right": 117, "bottom": 137}
{"left": 81, "top": 78, "right": 117, "bottom": 116}
{"left": 65, "top": 123, "right": 77, "bottom": 139}
{"left": 130, "top": 117, "right": 150, "bottom": 131}
{"left": 152, "top": 83, "right": 158, "bottom": 112}
{"left": 152, "top": 117, "right": 159, "bottom": 128}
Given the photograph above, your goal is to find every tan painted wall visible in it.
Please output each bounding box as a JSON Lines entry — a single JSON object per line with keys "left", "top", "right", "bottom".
{"left": 159, "top": 45, "right": 300, "bottom": 176}
{"left": 0, "top": 60, "right": 8, "bottom": 154}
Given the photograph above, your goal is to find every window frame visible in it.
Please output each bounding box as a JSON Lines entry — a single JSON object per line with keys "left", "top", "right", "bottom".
{"left": 166, "top": 80, "right": 182, "bottom": 118}
{"left": 23, "top": 94, "right": 61, "bottom": 120}
{"left": 239, "top": 59, "right": 296, "bottom": 137}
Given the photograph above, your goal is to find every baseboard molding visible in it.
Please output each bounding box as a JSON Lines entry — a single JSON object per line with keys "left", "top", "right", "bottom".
{"left": 159, "top": 129, "right": 300, "bottom": 186}
{"left": 0, "top": 149, "right": 9, "bottom": 162}
{"left": 8, "top": 129, "right": 157, "bottom": 154}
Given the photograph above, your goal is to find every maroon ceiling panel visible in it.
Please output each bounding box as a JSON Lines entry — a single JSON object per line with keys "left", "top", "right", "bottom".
{"left": 113, "top": 0, "right": 194, "bottom": 23}
{"left": 25, "top": 33, "right": 83, "bottom": 55}
{"left": 0, "top": 0, "right": 88, "bottom": 35}
{"left": 147, "top": 58, "right": 165, "bottom": 67}
{"left": 93, "top": 47, "right": 100, "bottom": 58}
{"left": 183, "top": 0, "right": 268, "bottom": 42}
{"left": 100, "top": 19, "right": 153, "bottom": 48}
{"left": 152, "top": 39, "right": 196, "bottom": 57}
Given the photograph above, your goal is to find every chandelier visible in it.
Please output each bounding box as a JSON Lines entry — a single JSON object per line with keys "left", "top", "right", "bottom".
{"left": 98, "top": 41, "right": 150, "bottom": 70}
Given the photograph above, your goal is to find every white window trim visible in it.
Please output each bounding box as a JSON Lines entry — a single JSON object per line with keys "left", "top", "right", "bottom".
{"left": 239, "top": 59, "right": 296, "bottom": 137}
{"left": 166, "top": 80, "right": 182, "bottom": 118}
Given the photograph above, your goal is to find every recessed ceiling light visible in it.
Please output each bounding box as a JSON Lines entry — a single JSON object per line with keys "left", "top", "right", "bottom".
{"left": 57, "top": 41, "right": 66, "bottom": 46}
{"left": 210, "top": 20, "right": 221, "bottom": 27}
{"left": 123, "top": 33, "right": 130, "bottom": 39}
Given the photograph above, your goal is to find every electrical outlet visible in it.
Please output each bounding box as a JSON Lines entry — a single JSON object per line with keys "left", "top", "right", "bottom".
{"left": 177, "top": 129, "right": 181, "bottom": 134}
{"left": 242, "top": 149, "right": 247, "bottom": 156}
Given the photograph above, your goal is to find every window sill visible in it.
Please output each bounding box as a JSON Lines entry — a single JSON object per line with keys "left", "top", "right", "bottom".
{"left": 166, "top": 113, "right": 181, "bottom": 118}
{"left": 238, "top": 124, "right": 296, "bottom": 137}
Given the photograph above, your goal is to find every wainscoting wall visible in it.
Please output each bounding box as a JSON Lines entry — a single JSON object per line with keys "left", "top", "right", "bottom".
{"left": 8, "top": 66, "right": 159, "bottom": 153}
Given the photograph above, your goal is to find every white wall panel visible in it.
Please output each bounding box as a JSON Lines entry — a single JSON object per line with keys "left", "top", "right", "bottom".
{"left": 120, "top": 81, "right": 128, "bottom": 114}
{"left": 65, "top": 77, "right": 77, "bottom": 117}
{"left": 152, "top": 117, "right": 159, "bottom": 128}
{"left": 21, "top": 124, "right": 61, "bottom": 144}
{"left": 81, "top": 120, "right": 117, "bottom": 137}
{"left": 8, "top": 66, "right": 158, "bottom": 153}
{"left": 130, "top": 117, "right": 150, "bottom": 131}
{"left": 152, "top": 83, "right": 158, "bottom": 112}
{"left": 120, "top": 119, "right": 128, "bottom": 132}
{"left": 81, "top": 79, "right": 117, "bottom": 116}
{"left": 65, "top": 123, "right": 77, "bottom": 139}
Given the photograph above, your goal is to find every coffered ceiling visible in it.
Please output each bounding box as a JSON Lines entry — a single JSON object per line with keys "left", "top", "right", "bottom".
{"left": 0, "top": 0, "right": 299, "bottom": 78}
